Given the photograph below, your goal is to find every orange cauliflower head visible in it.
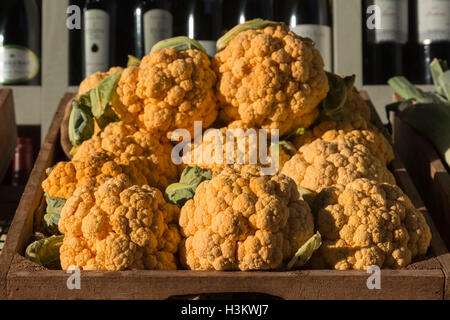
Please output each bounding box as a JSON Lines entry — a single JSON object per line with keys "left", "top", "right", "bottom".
{"left": 213, "top": 23, "right": 329, "bottom": 136}
{"left": 293, "top": 117, "right": 394, "bottom": 165}
{"left": 59, "top": 177, "right": 181, "bottom": 271}
{"left": 43, "top": 122, "right": 179, "bottom": 200}
{"left": 281, "top": 139, "right": 395, "bottom": 192}
{"left": 179, "top": 165, "right": 314, "bottom": 271}
{"left": 136, "top": 48, "right": 218, "bottom": 139}
{"left": 310, "top": 178, "right": 432, "bottom": 270}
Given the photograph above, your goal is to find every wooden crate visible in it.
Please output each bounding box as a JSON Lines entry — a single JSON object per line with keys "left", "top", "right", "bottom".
{"left": 392, "top": 113, "right": 450, "bottom": 251}
{"left": 0, "top": 89, "right": 17, "bottom": 183}
{"left": 0, "top": 93, "right": 449, "bottom": 300}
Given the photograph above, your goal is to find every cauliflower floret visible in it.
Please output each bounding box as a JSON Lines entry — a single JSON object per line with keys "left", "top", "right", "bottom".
{"left": 111, "top": 66, "right": 145, "bottom": 126}
{"left": 41, "top": 162, "right": 77, "bottom": 200}
{"left": 281, "top": 139, "right": 395, "bottom": 192}
{"left": 293, "top": 118, "right": 394, "bottom": 165}
{"left": 183, "top": 121, "right": 288, "bottom": 174}
{"left": 310, "top": 178, "right": 432, "bottom": 270}
{"left": 42, "top": 121, "right": 179, "bottom": 200}
{"left": 179, "top": 165, "right": 314, "bottom": 271}
{"left": 346, "top": 88, "right": 371, "bottom": 122}
{"left": 78, "top": 67, "right": 123, "bottom": 96}
{"left": 59, "top": 177, "right": 181, "bottom": 271}
{"left": 213, "top": 24, "right": 329, "bottom": 136}
{"left": 136, "top": 48, "right": 218, "bottom": 139}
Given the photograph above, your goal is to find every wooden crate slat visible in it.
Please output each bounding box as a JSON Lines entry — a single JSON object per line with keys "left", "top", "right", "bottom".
{"left": 6, "top": 268, "right": 443, "bottom": 300}
{"left": 0, "top": 93, "right": 72, "bottom": 300}
{"left": 0, "top": 89, "right": 17, "bottom": 183}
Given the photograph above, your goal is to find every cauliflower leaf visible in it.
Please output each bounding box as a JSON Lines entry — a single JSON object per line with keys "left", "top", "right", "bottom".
{"left": 43, "top": 193, "right": 66, "bottom": 235}
{"left": 25, "top": 235, "right": 64, "bottom": 267}
{"left": 90, "top": 70, "right": 122, "bottom": 129}
{"left": 151, "top": 36, "right": 207, "bottom": 54}
{"left": 68, "top": 100, "right": 95, "bottom": 146}
{"left": 165, "top": 166, "right": 212, "bottom": 207}
{"left": 287, "top": 232, "right": 322, "bottom": 270}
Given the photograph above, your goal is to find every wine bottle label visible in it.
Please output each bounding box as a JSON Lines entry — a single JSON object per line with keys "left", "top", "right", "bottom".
{"left": 372, "top": 0, "right": 408, "bottom": 44}
{"left": 144, "top": 9, "right": 173, "bottom": 54}
{"left": 418, "top": 0, "right": 450, "bottom": 43}
{"left": 84, "top": 9, "right": 110, "bottom": 77}
{"left": 0, "top": 45, "right": 39, "bottom": 84}
{"left": 291, "top": 25, "right": 333, "bottom": 71}
{"left": 198, "top": 40, "right": 217, "bottom": 57}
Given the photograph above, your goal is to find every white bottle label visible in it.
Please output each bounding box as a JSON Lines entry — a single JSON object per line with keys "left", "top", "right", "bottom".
{"left": 198, "top": 40, "right": 217, "bottom": 57}
{"left": 144, "top": 9, "right": 173, "bottom": 54}
{"left": 291, "top": 25, "right": 333, "bottom": 71}
{"left": 418, "top": 0, "right": 450, "bottom": 43}
{"left": 0, "top": 45, "right": 39, "bottom": 84}
{"left": 373, "top": 0, "right": 408, "bottom": 43}
{"left": 84, "top": 9, "right": 110, "bottom": 77}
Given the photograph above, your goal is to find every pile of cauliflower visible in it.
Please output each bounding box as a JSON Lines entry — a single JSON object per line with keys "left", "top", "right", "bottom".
{"left": 33, "top": 20, "right": 431, "bottom": 272}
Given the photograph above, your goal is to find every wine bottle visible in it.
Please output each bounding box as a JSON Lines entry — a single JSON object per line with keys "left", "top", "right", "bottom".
{"left": 276, "top": 0, "right": 333, "bottom": 71}
{"left": 11, "top": 138, "right": 33, "bottom": 187}
{"left": 415, "top": 0, "right": 450, "bottom": 84}
{"left": 0, "top": 0, "right": 41, "bottom": 86}
{"left": 362, "top": 0, "right": 409, "bottom": 84}
{"left": 174, "top": 0, "right": 221, "bottom": 57}
{"left": 112, "top": 0, "right": 136, "bottom": 66}
{"left": 134, "top": 0, "right": 173, "bottom": 58}
{"left": 83, "top": 0, "right": 111, "bottom": 78}
{"left": 222, "top": 0, "right": 274, "bottom": 34}
{"left": 68, "top": 0, "right": 85, "bottom": 85}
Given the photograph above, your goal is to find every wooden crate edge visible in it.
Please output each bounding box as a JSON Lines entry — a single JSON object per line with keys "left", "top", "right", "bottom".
{"left": 0, "top": 93, "right": 73, "bottom": 300}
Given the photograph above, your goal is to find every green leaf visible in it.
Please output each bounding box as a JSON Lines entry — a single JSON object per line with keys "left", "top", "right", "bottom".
{"left": 217, "top": 19, "right": 282, "bottom": 52}
{"left": 285, "top": 127, "right": 306, "bottom": 141}
{"left": 165, "top": 166, "right": 212, "bottom": 207}
{"left": 179, "top": 166, "right": 212, "bottom": 186}
{"left": 287, "top": 232, "right": 322, "bottom": 270}
{"left": 388, "top": 76, "right": 440, "bottom": 104}
{"left": 437, "top": 70, "right": 450, "bottom": 102}
{"left": 270, "top": 141, "right": 297, "bottom": 160}
{"left": 400, "top": 103, "right": 450, "bottom": 167}
{"left": 279, "top": 141, "right": 297, "bottom": 157}
{"left": 127, "top": 55, "right": 141, "bottom": 67}
{"left": 25, "top": 235, "right": 64, "bottom": 267}
{"left": 151, "top": 36, "right": 207, "bottom": 54}
{"left": 90, "top": 71, "right": 122, "bottom": 129}
{"left": 78, "top": 90, "right": 92, "bottom": 109}
{"left": 43, "top": 193, "right": 66, "bottom": 235}
{"left": 319, "top": 72, "right": 355, "bottom": 121}
{"left": 297, "top": 186, "right": 316, "bottom": 208}
{"left": 68, "top": 100, "right": 95, "bottom": 146}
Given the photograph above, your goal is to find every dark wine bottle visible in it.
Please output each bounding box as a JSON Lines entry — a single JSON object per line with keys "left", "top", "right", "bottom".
{"left": 276, "top": 0, "right": 333, "bottom": 71}
{"left": 415, "top": 0, "right": 450, "bottom": 84}
{"left": 222, "top": 0, "right": 274, "bottom": 34}
{"left": 174, "top": 0, "right": 221, "bottom": 57}
{"left": 362, "top": 0, "right": 408, "bottom": 84}
{"left": 112, "top": 0, "right": 136, "bottom": 66}
{"left": 83, "top": 0, "right": 111, "bottom": 78}
{"left": 68, "top": 0, "right": 85, "bottom": 85}
{"left": 0, "top": 0, "right": 41, "bottom": 86}
{"left": 134, "top": 0, "right": 173, "bottom": 58}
